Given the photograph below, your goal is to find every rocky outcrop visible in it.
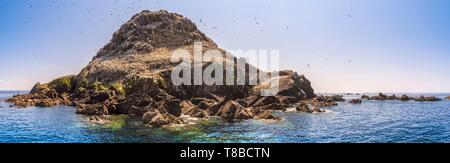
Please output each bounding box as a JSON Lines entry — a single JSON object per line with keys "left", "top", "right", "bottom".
{"left": 361, "top": 95, "right": 370, "bottom": 99}
{"left": 309, "top": 95, "right": 343, "bottom": 107}
{"left": 398, "top": 95, "right": 411, "bottom": 101}
{"left": 311, "top": 98, "right": 336, "bottom": 107}
{"left": 7, "top": 10, "right": 319, "bottom": 127}
{"left": 88, "top": 115, "right": 110, "bottom": 125}
{"left": 360, "top": 93, "right": 442, "bottom": 102}
{"left": 76, "top": 103, "right": 109, "bottom": 115}
{"left": 216, "top": 101, "right": 253, "bottom": 120}
{"left": 414, "top": 96, "right": 441, "bottom": 102}
{"left": 326, "top": 95, "right": 345, "bottom": 102}
{"left": 349, "top": 99, "right": 362, "bottom": 104}
{"left": 368, "top": 93, "right": 397, "bottom": 100}
{"left": 6, "top": 78, "right": 75, "bottom": 107}
{"left": 142, "top": 110, "right": 170, "bottom": 127}
{"left": 296, "top": 101, "right": 325, "bottom": 113}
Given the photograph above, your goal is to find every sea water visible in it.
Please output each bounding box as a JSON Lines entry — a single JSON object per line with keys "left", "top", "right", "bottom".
{"left": 1, "top": 91, "right": 449, "bottom": 143}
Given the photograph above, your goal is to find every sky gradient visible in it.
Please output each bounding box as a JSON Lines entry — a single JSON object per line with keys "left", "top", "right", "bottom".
{"left": 0, "top": 0, "right": 449, "bottom": 93}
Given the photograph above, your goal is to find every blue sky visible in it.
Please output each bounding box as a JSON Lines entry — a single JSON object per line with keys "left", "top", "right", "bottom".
{"left": 0, "top": 0, "right": 449, "bottom": 93}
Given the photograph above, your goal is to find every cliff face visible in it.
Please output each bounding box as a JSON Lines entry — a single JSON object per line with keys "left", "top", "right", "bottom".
{"left": 8, "top": 10, "right": 317, "bottom": 127}
{"left": 95, "top": 10, "right": 216, "bottom": 60}
{"left": 77, "top": 10, "right": 218, "bottom": 84}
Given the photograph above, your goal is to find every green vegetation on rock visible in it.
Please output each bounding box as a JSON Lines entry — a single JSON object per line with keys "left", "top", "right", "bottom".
{"left": 76, "top": 77, "right": 89, "bottom": 88}
{"left": 30, "top": 82, "right": 50, "bottom": 93}
{"left": 90, "top": 82, "right": 109, "bottom": 91}
{"left": 110, "top": 82, "right": 126, "bottom": 96}
{"left": 47, "top": 75, "right": 76, "bottom": 93}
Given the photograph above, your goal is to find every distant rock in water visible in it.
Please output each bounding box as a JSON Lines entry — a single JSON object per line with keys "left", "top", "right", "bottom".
{"left": 398, "top": 95, "right": 411, "bottom": 101}
{"left": 7, "top": 76, "right": 76, "bottom": 107}
{"left": 296, "top": 101, "right": 325, "bottom": 113}
{"left": 349, "top": 99, "right": 362, "bottom": 104}
{"left": 414, "top": 96, "right": 441, "bottom": 102}
{"left": 361, "top": 95, "right": 370, "bottom": 99}
{"left": 310, "top": 95, "right": 342, "bottom": 107}
{"left": 368, "top": 93, "right": 397, "bottom": 100}
{"left": 359, "top": 93, "right": 442, "bottom": 102}
{"left": 7, "top": 10, "right": 318, "bottom": 126}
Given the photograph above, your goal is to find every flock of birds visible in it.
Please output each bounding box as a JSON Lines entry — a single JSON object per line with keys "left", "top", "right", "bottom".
{"left": 0, "top": 0, "right": 355, "bottom": 68}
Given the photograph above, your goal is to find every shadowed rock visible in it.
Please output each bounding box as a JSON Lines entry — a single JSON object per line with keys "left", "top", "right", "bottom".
{"left": 361, "top": 95, "right": 370, "bottom": 99}
{"left": 414, "top": 96, "right": 441, "bottom": 102}
{"left": 349, "top": 99, "right": 362, "bottom": 104}
{"left": 399, "top": 95, "right": 411, "bottom": 101}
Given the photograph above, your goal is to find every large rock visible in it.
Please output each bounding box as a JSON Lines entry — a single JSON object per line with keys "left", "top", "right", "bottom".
{"left": 213, "top": 100, "right": 254, "bottom": 120}
{"left": 296, "top": 101, "right": 325, "bottom": 113}
{"left": 6, "top": 88, "right": 69, "bottom": 107}
{"left": 252, "top": 70, "right": 315, "bottom": 101}
{"left": 48, "top": 75, "right": 77, "bottom": 93}
{"left": 76, "top": 9, "right": 219, "bottom": 88}
{"left": 166, "top": 99, "right": 182, "bottom": 117}
{"left": 369, "top": 93, "right": 396, "bottom": 100}
{"left": 76, "top": 103, "right": 109, "bottom": 115}
{"left": 90, "top": 90, "right": 114, "bottom": 103}
{"left": 361, "top": 95, "right": 370, "bottom": 99}
{"left": 315, "top": 95, "right": 344, "bottom": 102}
{"left": 299, "top": 74, "right": 316, "bottom": 99}
{"left": 191, "top": 98, "right": 216, "bottom": 110}
{"left": 142, "top": 110, "right": 170, "bottom": 127}
{"left": 186, "top": 108, "right": 208, "bottom": 118}
{"left": 250, "top": 96, "right": 281, "bottom": 107}
{"left": 116, "top": 94, "right": 154, "bottom": 114}
{"left": 30, "top": 75, "right": 77, "bottom": 94}
{"left": 296, "top": 101, "right": 310, "bottom": 112}
{"left": 252, "top": 109, "right": 277, "bottom": 119}
{"left": 36, "top": 98, "right": 60, "bottom": 107}
{"left": 369, "top": 93, "right": 387, "bottom": 100}
{"left": 311, "top": 95, "right": 339, "bottom": 107}
{"left": 235, "top": 109, "right": 254, "bottom": 120}
{"left": 179, "top": 99, "right": 210, "bottom": 118}
{"left": 30, "top": 82, "right": 48, "bottom": 94}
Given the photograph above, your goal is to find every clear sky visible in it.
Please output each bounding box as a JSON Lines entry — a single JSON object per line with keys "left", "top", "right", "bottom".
{"left": 0, "top": 0, "right": 449, "bottom": 93}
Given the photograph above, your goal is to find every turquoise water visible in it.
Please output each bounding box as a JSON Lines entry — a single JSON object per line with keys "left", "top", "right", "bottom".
{"left": 1, "top": 91, "right": 450, "bottom": 143}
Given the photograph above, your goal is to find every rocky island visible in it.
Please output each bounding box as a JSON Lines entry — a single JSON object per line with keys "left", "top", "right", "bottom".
{"left": 6, "top": 10, "right": 322, "bottom": 127}
{"left": 360, "top": 93, "right": 441, "bottom": 102}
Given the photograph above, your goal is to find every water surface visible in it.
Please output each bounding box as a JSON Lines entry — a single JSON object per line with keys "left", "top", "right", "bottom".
{"left": 1, "top": 91, "right": 449, "bottom": 143}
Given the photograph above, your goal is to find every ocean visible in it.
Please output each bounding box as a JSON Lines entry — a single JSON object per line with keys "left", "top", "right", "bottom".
{"left": 1, "top": 91, "right": 449, "bottom": 143}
